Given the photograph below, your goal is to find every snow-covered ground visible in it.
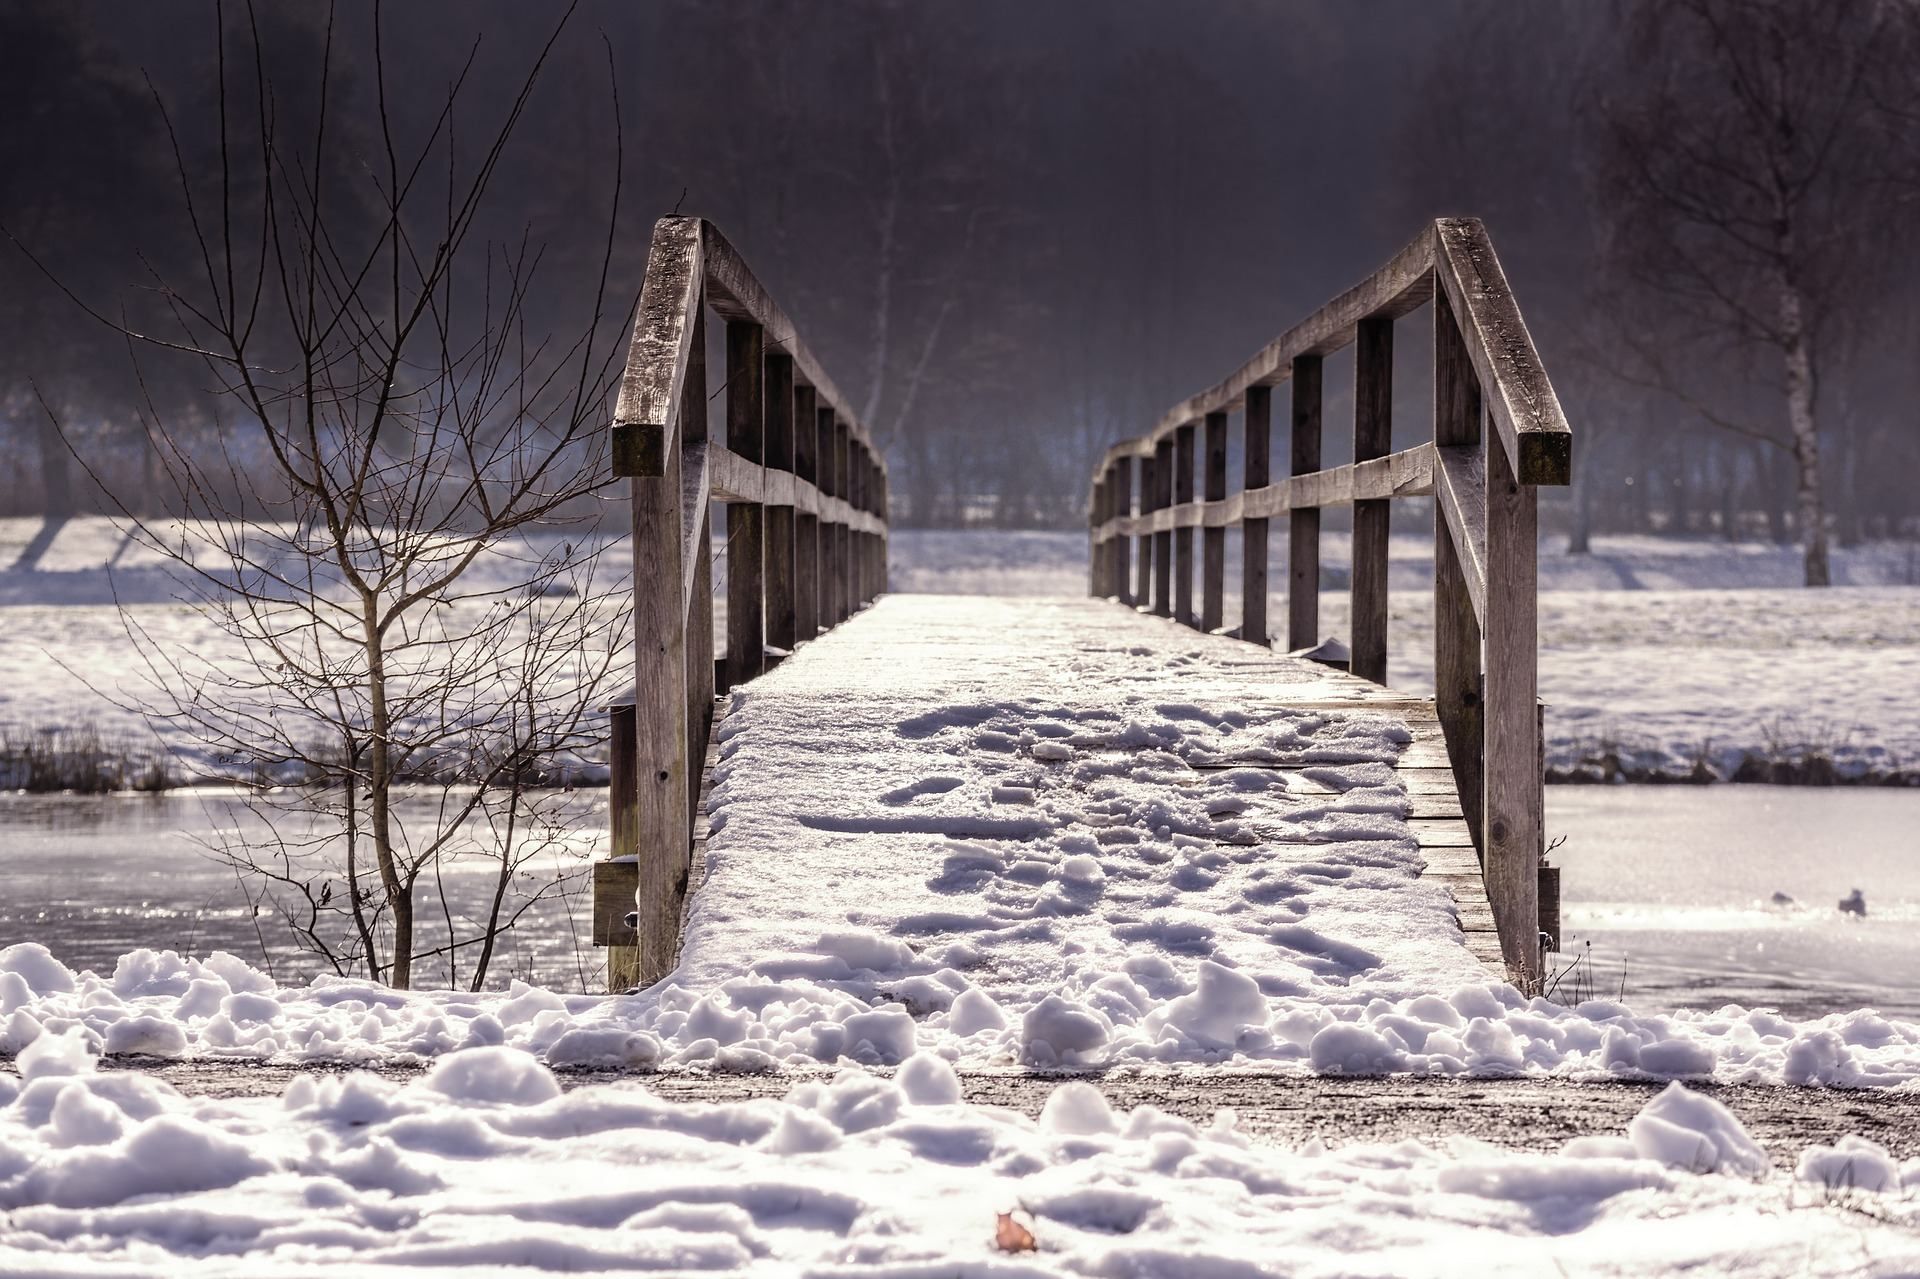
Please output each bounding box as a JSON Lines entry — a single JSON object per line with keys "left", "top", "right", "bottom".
{"left": 8, "top": 597, "right": 1920, "bottom": 1085}
{"left": 5, "top": 519, "right": 1916, "bottom": 782}
{"left": 2, "top": 1030, "right": 1918, "bottom": 1276}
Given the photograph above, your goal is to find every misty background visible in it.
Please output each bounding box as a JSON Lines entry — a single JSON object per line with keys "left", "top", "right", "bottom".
{"left": 4, "top": 0, "right": 1917, "bottom": 544}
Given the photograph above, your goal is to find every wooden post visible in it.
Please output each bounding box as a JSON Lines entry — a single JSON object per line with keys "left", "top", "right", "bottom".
{"left": 875, "top": 465, "right": 889, "bottom": 594}
{"left": 833, "top": 420, "right": 851, "bottom": 624}
{"left": 1135, "top": 453, "right": 1154, "bottom": 607}
{"left": 764, "top": 354, "right": 796, "bottom": 657}
{"left": 1114, "top": 456, "right": 1134, "bottom": 604}
{"left": 1434, "top": 289, "right": 1485, "bottom": 857}
{"left": 1201, "top": 411, "right": 1227, "bottom": 631}
{"left": 1485, "top": 397, "right": 1543, "bottom": 990}
{"left": 1352, "top": 316, "right": 1392, "bottom": 684}
{"left": 1289, "top": 355, "right": 1323, "bottom": 651}
{"left": 724, "top": 321, "right": 764, "bottom": 689}
{"left": 1174, "top": 422, "right": 1196, "bottom": 627}
{"left": 794, "top": 387, "right": 820, "bottom": 643}
{"left": 1243, "top": 385, "right": 1272, "bottom": 646}
{"left": 625, "top": 272, "right": 700, "bottom": 990}
{"left": 1152, "top": 438, "right": 1173, "bottom": 617}
{"left": 1089, "top": 473, "right": 1107, "bottom": 596}
{"left": 605, "top": 702, "right": 641, "bottom": 991}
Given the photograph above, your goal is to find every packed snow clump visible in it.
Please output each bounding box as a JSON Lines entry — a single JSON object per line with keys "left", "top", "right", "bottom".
{"left": 1, "top": 1043, "right": 1917, "bottom": 1276}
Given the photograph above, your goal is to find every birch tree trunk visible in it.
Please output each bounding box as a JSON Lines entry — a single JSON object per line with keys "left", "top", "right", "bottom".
{"left": 1776, "top": 277, "right": 1830, "bottom": 587}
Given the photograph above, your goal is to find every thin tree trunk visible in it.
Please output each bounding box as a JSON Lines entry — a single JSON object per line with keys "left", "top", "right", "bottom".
{"left": 1777, "top": 280, "right": 1830, "bottom": 586}
{"left": 365, "top": 595, "right": 411, "bottom": 988}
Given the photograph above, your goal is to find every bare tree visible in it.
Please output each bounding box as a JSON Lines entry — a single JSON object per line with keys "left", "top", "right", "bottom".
{"left": 23, "top": 3, "right": 634, "bottom": 989}
{"left": 1590, "top": 0, "right": 1914, "bottom": 585}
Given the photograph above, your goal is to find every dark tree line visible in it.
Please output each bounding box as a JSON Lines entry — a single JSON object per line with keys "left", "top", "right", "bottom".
{"left": 6, "top": 0, "right": 1920, "bottom": 563}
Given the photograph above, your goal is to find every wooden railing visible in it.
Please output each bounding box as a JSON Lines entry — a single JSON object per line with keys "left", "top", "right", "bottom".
{"left": 594, "top": 217, "right": 890, "bottom": 990}
{"left": 1086, "top": 218, "right": 1571, "bottom": 989}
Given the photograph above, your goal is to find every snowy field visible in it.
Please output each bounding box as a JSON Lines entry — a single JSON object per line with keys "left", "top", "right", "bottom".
{"left": 4, "top": 518, "right": 1917, "bottom": 783}
{"left": 2, "top": 1031, "right": 1919, "bottom": 1276}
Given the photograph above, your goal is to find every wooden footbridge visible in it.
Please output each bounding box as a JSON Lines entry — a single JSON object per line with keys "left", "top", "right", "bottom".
{"left": 593, "top": 216, "right": 1571, "bottom": 995}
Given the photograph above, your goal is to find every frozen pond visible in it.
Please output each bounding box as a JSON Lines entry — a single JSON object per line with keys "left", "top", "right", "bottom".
{"left": 1, "top": 786, "right": 1916, "bottom": 1018}
{"left": 1550, "top": 786, "right": 1920, "bottom": 1019}
{"left": 0, "top": 790, "right": 608, "bottom": 993}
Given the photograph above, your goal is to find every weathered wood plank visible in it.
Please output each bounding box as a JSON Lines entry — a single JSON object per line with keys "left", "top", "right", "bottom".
{"left": 1484, "top": 402, "right": 1543, "bottom": 989}
{"left": 1134, "top": 455, "right": 1154, "bottom": 607}
{"left": 1434, "top": 444, "right": 1489, "bottom": 626}
{"left": 1434, "top": 288, "right": 1486, "bottom": 863}
{"left": 1431, "top": 218, "right": 1572, "bottom": 487}
{"left": 1242, "top": 386, "right": 1271, "bottom": 646}
{"left": 626, "top": 276, "right": 701, "bottom": 988}
{"left": 724, "top": 321, "right": 765, "bottom": 691}
{"left": 612, "top": 218, "right": 703, "bottom": 478}
{"left": 1201, "top": 411, "right": 1227, "bottom": 631}
{"left": 1114, "top": 456, "right": 1134, "bottom": 605}
{"left": 1152, "top": 438, "right": 1173, "bottom": 617}
{"left": 1288, "top": 355, "right": 1322, "bottom": 651}
{"left": 1351, "top": 315, "right": 1392, "bottom": 685}
{"left": 793, "top": 387, "right": 820, "bottom": 643}
{"left": 765, "top": 511, "right": 796, "bottom": 657}
{"left": 1174, "top": 422, "right": 1196, "bottom": 627}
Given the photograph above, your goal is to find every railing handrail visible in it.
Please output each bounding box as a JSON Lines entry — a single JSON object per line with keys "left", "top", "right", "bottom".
{"left": 1085, "top": 217, "right": 1571, "bottom": 991}
{"left": 597, "top": 216, "right": 890, "bottom": 990}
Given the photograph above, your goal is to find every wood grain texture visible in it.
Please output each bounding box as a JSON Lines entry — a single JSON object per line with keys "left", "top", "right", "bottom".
{"left": 626, "top": 287, "right": 699, "bottom": 988}
{"left": 1243, "top": 385, "right": 1271, "bottom": 646}
{"left": 1202, "top": 411, "right": 1227, "bottom": 631}
{"left": 724, "top": 321, "right": 765, "bottom": 691}
{"left": 1484, "top": 423, "right": 1542, "bottom": 988}
{"left": 1152, "top": 439, "right": 1173, "bottom": 617}
{"left": 1351, "top": 316, "right": 1393, "bottom": 685}
{"left": 612, "top": 219, "right": 703, "bottom": 478}
{"left": 1431, "top": 219, "right": 1572, "bottom": 487}
{"left": 1174, "top": 422, "right": 1196, "bottom": 627}
{"left": 1433, "top": 288, "right": 1487, "bottom": 867}
{"left": 1288, "top": 355, "right": 1322, "bottom": 651}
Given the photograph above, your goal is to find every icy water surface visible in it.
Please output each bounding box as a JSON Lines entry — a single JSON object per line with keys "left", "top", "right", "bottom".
{"left": 0, "top": 790, "right": 607, "bottom": 992}
{"left": 2, "top": 786, "right": 1917, "bottom": 1017}
{"left": 1550, "top": 786, "right": 1920, "bottom": 1019}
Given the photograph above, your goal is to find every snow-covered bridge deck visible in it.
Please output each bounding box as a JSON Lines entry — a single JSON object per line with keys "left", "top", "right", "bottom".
{"left": 652, "top": 593, "right": 1500, "bottom": 1066}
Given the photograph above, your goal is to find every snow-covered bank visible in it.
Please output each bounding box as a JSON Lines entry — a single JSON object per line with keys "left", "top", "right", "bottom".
{"left": 7, "top": 598, "right": 1920, "bottom": 1086}
{"left": 9, "top": 938, "right": 1920, "bottom": 1085}
{"left": 5, "top": 519, "right": 1916, "bottom": 785}
{"left": 1, "top": 1032, "right": 1917, "bottom": 1277}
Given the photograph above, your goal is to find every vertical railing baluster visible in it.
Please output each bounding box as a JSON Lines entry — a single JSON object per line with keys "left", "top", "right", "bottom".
{"left": 1352, "top": 316, "right": 1393, "bottom": 684}
{"left": 1485, "top": 379, "right": 1543, "bottom": 990}
{"left": 1201, "top": 412, "right": 1227, "bottom": 631}
{"left": 794, "top": 387, "right": 819, "bottom": 643}
{"left": 1114, "top": 456, "right": 1134, "bottom": 604}
{"left": 1242, "top": 385, "right": 1272, "bottom": 646}
{"left": 764, "top": 353, "right": 796, "bottom": 661}
{"left": 1152, "top": 439, "right": 1173, "bottom": 617}
{"left": 724, "top": 321, "right": 765, "bottom": 690}
{"left": 1135, "top": 452, "right": 1154, "bottom": 608}
{"left": 1174, "top": 422, "right": 1196, "bottom": 627}
{"left": 1434, "top": 289, "right": 1485, "bottom": 855}
{"left": 1288, "top": 355, "right": 1323, "bottom": 651}
{"left": 833, "top": 419, "right": 851, "bottom": 624}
